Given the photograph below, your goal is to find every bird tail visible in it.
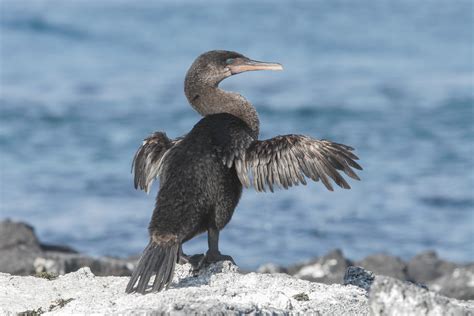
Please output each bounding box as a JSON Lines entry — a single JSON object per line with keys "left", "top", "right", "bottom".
{"left": 125, "top": 240, "right": 179, "bottom": 294}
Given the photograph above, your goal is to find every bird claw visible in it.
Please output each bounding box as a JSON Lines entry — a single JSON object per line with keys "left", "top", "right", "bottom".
{"left": 188, "top": 254, "right": 205, "bottom": 269}
{"left": 178, "top": 252, "right": 191, "bottom": 265}
{"left": 179, "top": 248, "right": 204, "bottom": 266}
{"left": 193, "top": 251, "right": 236, "bottom": 272}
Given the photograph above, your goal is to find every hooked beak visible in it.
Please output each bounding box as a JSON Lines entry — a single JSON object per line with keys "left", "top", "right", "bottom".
{"left": 228, "top": 58, "right": 283, "bottom": 75}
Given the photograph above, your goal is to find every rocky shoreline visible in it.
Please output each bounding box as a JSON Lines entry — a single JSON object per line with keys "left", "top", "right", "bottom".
{"left": 1, "top": 261, "right": 473, "bottom": 315}
{"left": 258, "top": 249, "right": 474, "bottom": 301}
{"left": 1, "top": 219, "right": 473, "bottom": 314}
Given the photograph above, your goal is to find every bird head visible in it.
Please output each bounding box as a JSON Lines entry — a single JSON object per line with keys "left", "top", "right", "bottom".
{"left": 185, "top": 50, "right": 283, "bottom": 87}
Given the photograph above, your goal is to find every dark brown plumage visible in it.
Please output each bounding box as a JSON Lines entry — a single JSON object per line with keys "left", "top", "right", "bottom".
{"left": 234, "top": 136, "right": 362, "bottom": 192}
{"left": 126, "top": 50, "right": 362, "bottom": 294}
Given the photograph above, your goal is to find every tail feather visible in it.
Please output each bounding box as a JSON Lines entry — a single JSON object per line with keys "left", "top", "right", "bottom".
{"left": 126, "top": 243, "right": 153, "bottom": 292}
{"left": 135, "top": 246, "right": 165, "bottom": 293}
{"left": 152, "top": 246, "right": 176, "bottom": 292}
{"left": 126, "top": 241, "right": 179, "bottom": 294}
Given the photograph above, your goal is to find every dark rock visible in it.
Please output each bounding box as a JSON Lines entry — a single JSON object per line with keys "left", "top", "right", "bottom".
{"left": 34, "top": 254, "right": 135, "bottom": 276}
{"left": 0, "top": 219, "right": 134, "bottom": 276}
{"left": 40, "top": 243, "right": 78, "bottom": 254}
{"left": 292, "top": 249, "right": 352, "bottom": 284}
{"left": 429, "top": 265, "right": 474, "bottom": 301}
{"left": 406, "top": 280, "right": 429, "bottom": 290}
{"left": 0, "top": 220, "right": 42, "bottom": 275}
{"left": 344, "top": 266, "right": 375, "bottom": 291}
{"left": 355, "top": 253, "right": 408, "bottom": 280}
{"left": 407, "top": 251, "right": 456, "bottom": 284}
{"left": 293, "top": 293, "right": 310, "bottom": 301}
{"left": 64, "top": 256, "right": 133, "bottom": 276}
{"left": 369, "top": 276, "right": 473, "bottom": 315}
{"left": 0, "top": 220, "right": 41, "bottom": 251}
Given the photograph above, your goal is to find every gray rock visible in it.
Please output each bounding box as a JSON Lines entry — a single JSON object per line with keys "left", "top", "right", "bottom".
{"left": 369, "top": 276, "right": 474, "bottom": 315}
{"left": 0, "top": 219, "right": 134, "bottom": 277}
{"left": 407, "top": 251, "right": 457, "bottom": 284}
{"left": 344, "top": 266, "right": 375, "bottom": 291}
{"left": 429, "top": 266, "right": 474, "bottom": 301}
{"left": 293, "top": 249, "right": 351, "bottom": 284}
{"left": 0, "top": 220, "right": 42, "bottom": 275}
{"left": 356, "top": 253, "right": 408, "bottom": 280}
{"left": 0, "top": 220, "right": 41, "bottom": 252}
{"left": 0, "top": 249, "right": 38, "bottom": 276}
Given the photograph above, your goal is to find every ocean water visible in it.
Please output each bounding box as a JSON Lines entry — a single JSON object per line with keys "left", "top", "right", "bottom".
{"left": 0, "top": 0, "right": 473, "bottom": 269}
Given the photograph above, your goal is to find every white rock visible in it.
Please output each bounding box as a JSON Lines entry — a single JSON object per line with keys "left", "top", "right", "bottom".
{"left": 2, "top": 263, "right": 473, "bottom": 315}
{"left": 0, "top": 262, "right": 369, "bottom": 315}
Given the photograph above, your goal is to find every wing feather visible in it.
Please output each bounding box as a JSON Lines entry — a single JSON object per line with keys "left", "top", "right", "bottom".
{"left": 234, "top": 135, "right": 362, "bottom": 192}
{"left": 132, "top": 132, "right": 182, "bottom": 193}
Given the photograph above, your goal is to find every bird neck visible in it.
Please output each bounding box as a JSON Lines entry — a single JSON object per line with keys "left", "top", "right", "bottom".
{"left": 185, "top": 83, "right": 260, "bottom": 137}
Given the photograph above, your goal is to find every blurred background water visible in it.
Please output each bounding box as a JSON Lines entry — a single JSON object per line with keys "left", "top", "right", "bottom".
{"left": 0, "top": 0, "right": 473, "bottom": 269}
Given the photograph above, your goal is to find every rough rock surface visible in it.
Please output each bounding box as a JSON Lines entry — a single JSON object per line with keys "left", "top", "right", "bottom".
{"left": 0, "top": 220, "right": 134, "bottom": 276}
{"left": 2, "top": 263, "right": 473, "bottom": 315}
{"left": 369, "top": 276, "right": 474, "bottom": 315}
{"left": 343, "top": 266, "right": 474, "bottom": 315}
{"left": 0, "top": 262, "right": 370, "bottom": 315}
{"left": 344, "top": 266, "right": 375, "bottom": 292}
{"left": 268, "top": 249, "right": 474, "bottom": 301}
{"left": 2, "top": 219, "right": 473, "bottom": 303}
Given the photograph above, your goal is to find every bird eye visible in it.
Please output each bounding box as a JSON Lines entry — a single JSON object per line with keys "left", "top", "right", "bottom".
{"left": 225, "top": 58, "right": 235, "bottom": 65}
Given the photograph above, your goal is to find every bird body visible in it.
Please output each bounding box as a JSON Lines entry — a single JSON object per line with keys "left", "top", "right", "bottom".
{"left": 126, "top": 50, "right": 362, "bottom": 294}
{"left": 152, "top": 113, "right": 249, "bottom": 242}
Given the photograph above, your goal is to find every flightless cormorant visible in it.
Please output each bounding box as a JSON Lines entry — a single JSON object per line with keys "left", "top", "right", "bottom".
{"left": 126, "top": 50, "right": 362, "bottom": 294}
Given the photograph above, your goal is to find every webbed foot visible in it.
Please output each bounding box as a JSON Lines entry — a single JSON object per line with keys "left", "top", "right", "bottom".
{"left": 178, "top": 253, "right": 190, "bottom": 264}
{"left": 178, "top": 245, "right": 201, "bottom": 265}
{"left": 194, "top": 251, "right": 236, "bottom": 271}
{"left": 188, "top": 253, "right": 205, "bottom": 268}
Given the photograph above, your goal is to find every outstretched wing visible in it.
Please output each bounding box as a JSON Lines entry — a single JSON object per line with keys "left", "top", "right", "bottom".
{"left": 132, "top": 132, "right": 182, "bottom": 193}
{"left": 234, "top": 135, "right": 362, "bottom": 192}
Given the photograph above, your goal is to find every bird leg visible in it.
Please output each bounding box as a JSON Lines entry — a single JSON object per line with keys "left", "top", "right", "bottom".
{"left": 194, "top": 227, "right": 235, "bottom": 271}
{"left": 178, "top": 244, "right": 206, "bottom": 267}
{"left": 178, "top": 244, "right": 190, "bottom": 264}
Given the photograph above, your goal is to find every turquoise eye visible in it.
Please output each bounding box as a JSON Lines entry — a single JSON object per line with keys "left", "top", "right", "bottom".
{"left": 226, "top": 58, "right": 235, "bottom": 65}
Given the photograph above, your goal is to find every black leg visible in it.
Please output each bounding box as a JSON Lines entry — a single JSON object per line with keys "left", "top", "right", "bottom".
{"left": 194, "top": 227, "right": 235, "bottom": 271}
{"left": 207, "top": 226, "right": 220, "bottom": 254}
{"left": 178, "top": 244, "right": 191, "bottom": 264}
{"left": 178, "top": 244, "right": 205, "bottom": 267}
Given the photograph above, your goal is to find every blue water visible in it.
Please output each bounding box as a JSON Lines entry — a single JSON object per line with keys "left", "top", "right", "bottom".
{"left": 1, "top": 0, "right": 473, "bottom": 269}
